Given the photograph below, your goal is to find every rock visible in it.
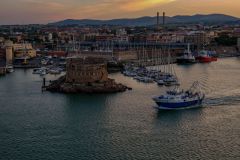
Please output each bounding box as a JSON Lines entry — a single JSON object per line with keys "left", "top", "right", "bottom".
{"left": 45, "top": 76, "right": 130, "bottom": 94}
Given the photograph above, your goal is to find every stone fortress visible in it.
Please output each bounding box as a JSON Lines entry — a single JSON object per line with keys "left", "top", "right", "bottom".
{"left": 46, "top": 56, "right": 130, "bottom": 93}
{"left": 66, "top": 57, "right": 108, "bottom": 84}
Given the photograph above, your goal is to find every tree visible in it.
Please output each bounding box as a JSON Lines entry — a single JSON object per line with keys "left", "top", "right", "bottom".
{"left": 215, "top": 35, "right": 237, "bottom": 46}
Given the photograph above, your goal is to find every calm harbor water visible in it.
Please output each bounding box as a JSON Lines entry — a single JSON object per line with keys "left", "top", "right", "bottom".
{"left": 0, "top": 58, "right": 240, "bottom": 160}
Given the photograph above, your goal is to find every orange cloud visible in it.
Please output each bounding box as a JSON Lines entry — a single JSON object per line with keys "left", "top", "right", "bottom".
{"left": 120, "top": 0, "right": 175, "bottom": 11}
{"left": 66, "top": 0, "right": 175, "bottom": 20}
{"left": 0, "top": 0, "right": 239, "bottom": 24}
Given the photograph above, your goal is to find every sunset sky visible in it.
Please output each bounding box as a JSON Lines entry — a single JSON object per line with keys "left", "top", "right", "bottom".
{"left": 0, "top": 0, "right": 239, "bottom": 25}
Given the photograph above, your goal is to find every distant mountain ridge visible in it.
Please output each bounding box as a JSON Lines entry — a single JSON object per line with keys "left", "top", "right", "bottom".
{"left": 50, "top": 14, "right": 240, "bottom": 26}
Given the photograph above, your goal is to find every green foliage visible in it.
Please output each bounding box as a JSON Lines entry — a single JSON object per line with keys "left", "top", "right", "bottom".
{"left": 215, "top": 35, "right": 237, "bottom": 46}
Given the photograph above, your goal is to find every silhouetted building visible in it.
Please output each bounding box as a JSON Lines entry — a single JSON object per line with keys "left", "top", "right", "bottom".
{"left": 66, "top": 57, "right": 108, "bottom": 84}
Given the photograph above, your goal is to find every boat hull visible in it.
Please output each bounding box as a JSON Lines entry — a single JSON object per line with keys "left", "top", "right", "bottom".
{"left": 196, "top": 56, "right": 217, "bottom": 63}
{"left": 154, "top": 99, "right": 204, "bottom": 110}
{"left": 176, "top": 58, "right": 196, "bottom": 64}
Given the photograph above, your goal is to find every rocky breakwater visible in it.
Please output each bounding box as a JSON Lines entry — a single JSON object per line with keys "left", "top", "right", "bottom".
{"left": 45, "top": 76, "right": 130, "bottom": 93}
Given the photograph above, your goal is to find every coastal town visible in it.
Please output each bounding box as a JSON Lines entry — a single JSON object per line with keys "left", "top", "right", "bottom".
{"left": 0, "top": 13, "right": 239, "bottom": 94}
{"left": 0, "top": 13, "right": 240, "bottom": 75}
{"left": 1, "top": 0, "right": 240, "bottom": 159}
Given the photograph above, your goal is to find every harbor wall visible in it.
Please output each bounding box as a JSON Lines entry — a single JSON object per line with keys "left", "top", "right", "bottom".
{"left": 68, "top": 50, "right": 137, "bottom": 61}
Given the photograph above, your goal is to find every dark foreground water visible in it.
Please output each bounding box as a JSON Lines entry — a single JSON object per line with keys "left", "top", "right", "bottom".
{"left": 0, "top": 58, "right": 239, "bottom": 160}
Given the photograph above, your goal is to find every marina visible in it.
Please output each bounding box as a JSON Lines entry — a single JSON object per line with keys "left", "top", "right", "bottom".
{"left": 0, "top": 4, "right": 239, "bottom": 159}
{"left": 0, "top": 58, "right": 240, "bottom": 159}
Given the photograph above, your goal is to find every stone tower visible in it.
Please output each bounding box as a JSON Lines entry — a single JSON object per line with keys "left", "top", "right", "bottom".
{"left": 5, "top": 46, "right": 13, "bottom": 65}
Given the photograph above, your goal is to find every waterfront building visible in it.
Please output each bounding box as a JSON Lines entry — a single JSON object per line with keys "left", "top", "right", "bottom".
{"left": 145, "top": 33, "right": 185, "bottom": 44}
{"left": 14, "top": 49, "right": 36, "bottom": 58}
{"left": 146, "top": 34, "right": 161, "bottom": 43}
{"left": 96, "top": 34, "right": 114, "bottom": 42}
{"left": 3, "top": 41, "right": 36, "bottom": 58}
{"left": 184, "top": 31, "right": 210, "bottom": 50}
{"left": 131, "top": 34, "right": 147, "bottom": 43}
{"left": 83, "top": 33, "right": 98, "bottom": 41}
{"left": 116, "top": 28, "right": 127, "bottom": 36}
{"left": 69, "top": 50, "right": 137, "bottom": 61}
{"left": 113, "top": 35, "right": 129, "bottom": 43}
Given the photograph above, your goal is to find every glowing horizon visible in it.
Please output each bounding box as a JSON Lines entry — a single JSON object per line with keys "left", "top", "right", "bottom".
{"left": 0, "top": 0, "right": 239, "bottom": 25}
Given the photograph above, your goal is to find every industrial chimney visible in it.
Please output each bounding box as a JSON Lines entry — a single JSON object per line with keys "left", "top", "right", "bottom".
{"left": 163, "top": 12, "right": 166, "bottom": 26}
{"left": 157, "top": 12, "right": 160, "bottom": 29}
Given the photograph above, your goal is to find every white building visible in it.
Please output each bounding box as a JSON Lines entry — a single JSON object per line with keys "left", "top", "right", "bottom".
{"left": 113, "top": 35, "right": 129, "bottom": 43}
{"left": 48, "top": 33, "right": 53, "bottom": 41}
{"left": 116, "top": 28, "right": 127, "bottom": 36}
{"left": 12, "top": 43, "right": 33, "bottom": 51}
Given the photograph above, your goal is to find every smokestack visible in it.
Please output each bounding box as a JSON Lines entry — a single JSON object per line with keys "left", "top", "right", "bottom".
{"left": 163, "top": 12, "right": 165, "bottom": 26}
{"left": 157, "top": 12, "right": 159, "bottom": 29}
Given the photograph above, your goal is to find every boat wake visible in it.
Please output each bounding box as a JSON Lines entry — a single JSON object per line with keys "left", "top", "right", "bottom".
{"left": 198, "top": 82, "right": 240, "bottom": 107}
{"left": 204, "top": 94, "right": 240, "bottom": 107}
{"left": 153, "top": 94, "right": 240, "bottom": 110}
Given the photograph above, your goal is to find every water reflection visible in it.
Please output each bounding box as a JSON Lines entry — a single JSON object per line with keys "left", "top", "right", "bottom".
{"left": 156, "top": 107, "right": 203, "bottom": 120}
